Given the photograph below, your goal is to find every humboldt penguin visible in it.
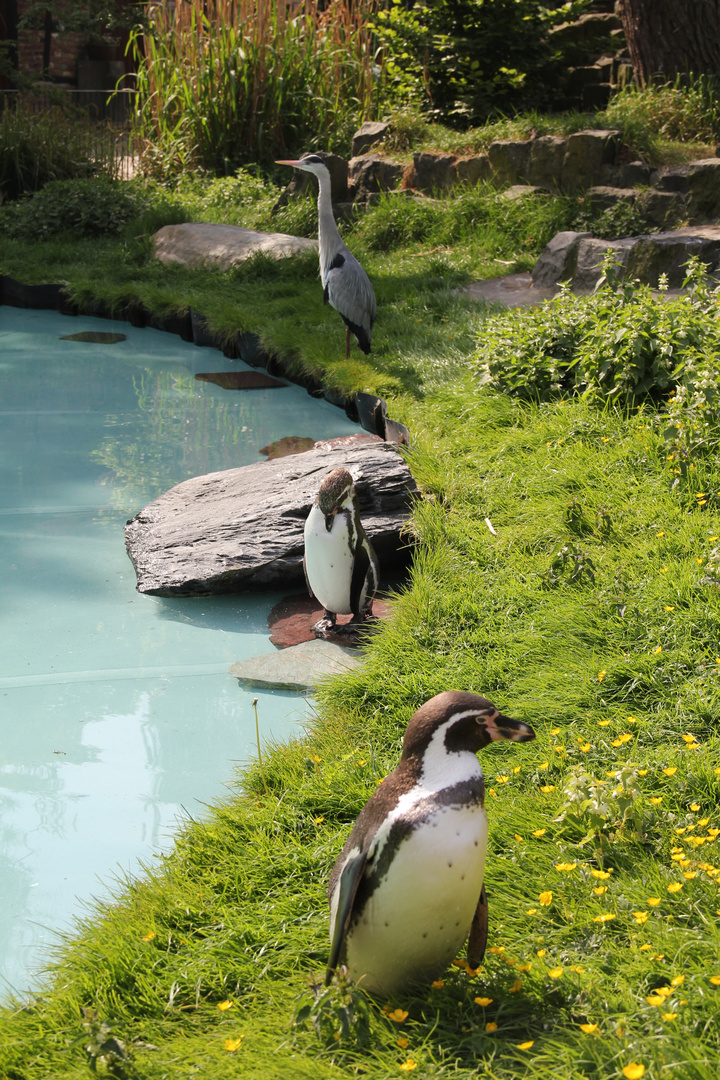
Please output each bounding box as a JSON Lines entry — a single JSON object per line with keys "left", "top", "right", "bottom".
{"left": 303, "top": 467, "right": 379, "bottom": 636}
{"left": 325, "top": 691, "right": 535, "bottom": 995}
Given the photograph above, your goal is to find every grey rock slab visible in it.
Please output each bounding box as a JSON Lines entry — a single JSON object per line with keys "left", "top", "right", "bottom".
{"left": 560, "top": 129, "right": 620, "bottom": 191}
{"left": 153, "top": 223, "right": 316, "bottom": 270}
{"left": 351, "top": 121, "right": 390, "bottom": 158}
{"left": 229, "top": 639, "right": 362, "bottom": 691}
{"left": 531, "top": 230, "right": 591, "bottom": 289}
{"left": 456, "top": 273, "right": 559, "bottom": 308}
{"left": 125, "top": 441, "right": 417, "bottom": 596}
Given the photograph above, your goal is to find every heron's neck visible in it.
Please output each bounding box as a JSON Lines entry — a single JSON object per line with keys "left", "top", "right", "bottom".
{"left": 315, "top": 167, "right": 342, "bottom": 257}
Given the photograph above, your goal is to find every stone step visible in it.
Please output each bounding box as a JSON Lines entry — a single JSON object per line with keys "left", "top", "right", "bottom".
{"left": 229, "top": 639, "right": 362, "bottom": 691}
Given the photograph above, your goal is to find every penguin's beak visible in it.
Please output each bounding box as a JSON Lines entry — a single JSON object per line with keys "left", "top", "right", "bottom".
{"left": 324, "top": 509, "right": 337, "bottom": 532}
{"left": 485, "top": 713, "right": 536, "bottom": 743}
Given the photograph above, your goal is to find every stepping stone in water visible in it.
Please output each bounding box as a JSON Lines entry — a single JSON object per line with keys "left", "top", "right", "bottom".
{"left": 195, "top": 371, "right": 286, "bottom": 390}
{"left": 229, "top": 638, "right": 362, "bottom": 691}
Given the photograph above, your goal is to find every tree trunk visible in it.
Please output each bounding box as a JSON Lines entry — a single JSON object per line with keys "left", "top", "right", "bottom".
{"left": 619, "top": 0, "right": 720, "bottom": 84}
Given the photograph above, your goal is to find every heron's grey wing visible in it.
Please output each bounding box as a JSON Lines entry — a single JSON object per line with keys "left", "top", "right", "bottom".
{"left": 467, "top": 883, "right": 488, "bottom": 968}
{"left": 326, "top": 850, "right": 367, "bottom": 985}
{"left": 326, "top": 252, "right": 376, "bottom": 332}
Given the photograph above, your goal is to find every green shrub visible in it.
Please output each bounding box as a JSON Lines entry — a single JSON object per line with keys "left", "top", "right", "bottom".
{"left": 372, "top": 0, "right": 591, "bottom": 126}
{"left": 0, "top": 178, "right": 151, "bottom": 240}
{"left": 474, "top": 256, "right": 720, "bottom": 461}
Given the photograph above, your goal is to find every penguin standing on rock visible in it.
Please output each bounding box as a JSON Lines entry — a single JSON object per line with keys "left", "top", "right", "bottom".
{"left": 325, "top": 691, "right": 535, "bottom": 995}
{"left": 303, "top": 467, "right": 379, "bottom": 637}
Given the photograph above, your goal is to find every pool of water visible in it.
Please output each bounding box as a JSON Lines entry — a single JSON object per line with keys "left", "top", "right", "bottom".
{"left": 0, "top": 306, "right": 359, "bottom": 998}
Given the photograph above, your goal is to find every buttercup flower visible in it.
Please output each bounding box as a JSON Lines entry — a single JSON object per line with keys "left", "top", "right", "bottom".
{"left": 397, "top": 1037, "right": 409, "bottom": 1049}
{"left": 646, "top": 897, "right": 661, "bottom": 906}
{"left": 539, "top": 891, "right": 553, "bottom": 906}
{"left": 142, "top": 931, "right": 155, "bottom": 942}
{"left": 218, "top": 1000, "right": 234, "bottom": 1011}
{"left": 663, "top": 767, "right": 678, "bottom": 776}
{"left": 593, "top": 913, "right": 616, "bottom": 923}
{"left": 517, "top": 1040, "right": 534, "bottom": 1049}
{"left": 387, "top": 1009, "right": 409, "bottom": 1022}
{"left": 710, "top": 975, "right": 720, "bottom": 986}
{"left": 485, "top": 1022, "right": 498, "bottom": 1032}
{"left": 225, "top": 1037, "right": 243, "bottom": 1052}
{"left": 548, "top": 967, "right": 563, "bottom": 979}
{"left": 662, "top": 1012, "right": 678, "bottom": 1021}
{"left": 555, "top": 862, "right": 577, "bottom": 872}
{"left": 431, "top": 980, "right": 445, "bottom": 989}
{"left": 623, "top": 1064, "right": 646, "bottom": 1079}
{"left": 399, "top": 1059, "right": 417, "bottom": 1071}
{"left": 593, "top": 886, "right": 608, "bottom": 895}
{"left": 532, "top": 829, "right": 547, "bottom": 838}
{"left": 633, "top": 911, "right": 649, "bottom": 924}
{"left": 591, "top": 869, "right": 611, "bottom": 879}
{"left": 540, "top": 784, "right": 556, "bottom": 793}
{"left": 579, "top": 1023, "right": 598, "bottom": 1033}
{"left": 667, "top": 882, "right": 684, "bottom": 893}
{"left": 474, "top": 997, "right": 493, "bottom": 1007}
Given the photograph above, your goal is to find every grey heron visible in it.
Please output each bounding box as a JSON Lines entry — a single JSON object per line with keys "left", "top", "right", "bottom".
{"left": 276, "top": 154, "right": 376, "bottom": 358}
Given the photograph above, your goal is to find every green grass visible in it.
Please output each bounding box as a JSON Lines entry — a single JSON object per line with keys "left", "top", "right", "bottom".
{"left": 2, "top": 381, "right": 720, "bottom": 1078}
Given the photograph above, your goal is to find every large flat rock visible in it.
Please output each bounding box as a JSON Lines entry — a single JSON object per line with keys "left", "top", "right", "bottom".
{"left": 125, "top": 442, "right": 417, "bottom": 596}
{"left": 153, "top": 223, "right": 317, "bottom": 270}
{"left": 229, "top": 639, "right": 362, "bottom": 690}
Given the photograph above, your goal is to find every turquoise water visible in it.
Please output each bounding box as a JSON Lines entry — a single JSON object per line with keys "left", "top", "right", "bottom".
{"left": 0, "top": 307, "right": 359, "bottom": 998}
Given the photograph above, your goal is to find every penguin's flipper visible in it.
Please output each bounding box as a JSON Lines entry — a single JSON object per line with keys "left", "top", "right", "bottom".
{"left": 349, "top": 541, "right": 371, "bottom": 619}
{"left": 325, "top": 850, "right": 367, "bottom": 985}
{"left": 467, "top": 883, "right": 488, "bottom": 968}
{"left": 303, "top": 554, "right": 314, "bottom": 599}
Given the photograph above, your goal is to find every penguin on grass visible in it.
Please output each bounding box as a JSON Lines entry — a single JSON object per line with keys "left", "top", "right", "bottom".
{"left": 303, "top": 467, "right": 379, "bottom": 637}
{"left": 325, "top": 691, "right": 535, "bottom": 996}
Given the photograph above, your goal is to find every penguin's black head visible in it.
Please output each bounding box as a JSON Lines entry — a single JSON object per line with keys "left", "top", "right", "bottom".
{"left": 401, "top": 691, "right": 535, "bottom": 761}
{"left": 317, "top": 467, "right": 356, "bottom": 530}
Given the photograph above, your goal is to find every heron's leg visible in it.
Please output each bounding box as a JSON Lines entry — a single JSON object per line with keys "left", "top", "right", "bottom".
{"left": 345, "top": 327, "right": 351, "bottom": 359}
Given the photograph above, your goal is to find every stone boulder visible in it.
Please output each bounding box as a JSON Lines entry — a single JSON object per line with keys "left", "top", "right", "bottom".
{"left": 125, "top": 441, "right": 418, "bottom": 596}
{"left": 411, "top": 152, "right": 456, "bottom": 194}
{"left": 273, "top": 152, "right": 348, "bottom": 209}
{"left": 651, "top": 159, "right": 720, "bottom": 223}
{"left": 560, "top": 129, "right": 620, "bottom": 192}
{"left": 488, "top": 140, "right": 531, "bottom": 187}
{"left": 348, "top": 155, "right": 404, "bottom": 200}
{"left": 454, "top": 155, "right": 491, "bottom": 186}
{"left": 152, "top": 223, "right": 316, "bottom": 271}
{"left": 351, "top": 121, "right": 390, "bottom": 158}
{"left": 531, "top": 230, "right": 591, "bottom": 289}
{"left": 586, "top": 185, "right": 639, "bottom": 212}
{"left": 528, "top": 136, "right": 568, "bottom": 190}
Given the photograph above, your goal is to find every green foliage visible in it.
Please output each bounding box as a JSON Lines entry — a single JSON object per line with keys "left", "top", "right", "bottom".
{"left": 372, "top": 0, "right": 591, "bottom": 126}
{"left": 0, "top": 178, "right": 151, "bottom": 240}
{"left": 555, "top": 764, "right": 648, "bottom": 855}
{"left": 575, "top": 197, "right": 649, "bottom": 241}
{"left": 0, "top": 101, "right": 115, "bottom": 202}
{"left": 130, "top": 0, "right": 377, "bottom": 179}
{"left": 475, "top": 255, "right": 720, "bottom": 422}
{"left": 294, "top": 971, "right": 372, "bottom": 1048}
{"left": 606, "top": 75, "right": 720, "bottom": 161}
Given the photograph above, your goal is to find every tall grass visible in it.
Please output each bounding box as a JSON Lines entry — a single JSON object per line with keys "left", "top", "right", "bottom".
{"left": 130, "top": 0, "right": 379, "bottom": 178}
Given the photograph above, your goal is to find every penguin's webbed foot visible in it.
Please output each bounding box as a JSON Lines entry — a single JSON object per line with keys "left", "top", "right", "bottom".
{"left": 312, "top": 611, "right": 337, "bottom": 638}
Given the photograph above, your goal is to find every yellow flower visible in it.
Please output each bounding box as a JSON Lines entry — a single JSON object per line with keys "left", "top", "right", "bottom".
{"left": 598, "top": 671, "right": 606, "bottom": 682}
{"left": 591, "top": 869, "right": 611, "bottom": 879}
{"left": 397, "top": 1037, "right": 409, "bottom": 1049}
{"left": 514, "top": 833, "right": 523, "bottom": 841}
{"left": 517, "top": 963, "right": 532, "bottom": 973}
{"left": 509, "top": 979, "right": 522, "bottom": 993}
{"left": 639, "top": 943, "right": 652, "bottom": 951}
{"left": 536, "top": 949, "right": 546, "bottom": 957}
{"left": 539, "top": 761, "right": 549, "bottom": 770}
{"left": 652, "top": 646, "right": 662, "bottom": 655}
{"left": 690, "top": 803, "right": 701, "bottom": 811}
{"left": 485, "top": 1022, "right": 498, "bottom": 1032}
{"left": 224, "top": 1037, "right": 243, "bottom": 1052}
{"left": 474, "top": 997, "right": 493, "bottom": 1007}
{"left": 400, "top": 1059, "right": 418, "bottom": 1071}
{"left": 313, "top": 816, "right": 325, "bottom": 824}
{"left": 516, "top": 1040, "right": 534, "bottom": 1049}
{"left": 710, "top": 975, "right": 720, "bottom": 986}
{"left": 647, "top": 897, "right": 661, "bottom": 906}
{"left": 387, "top": 1009, "right": 409, "bottom": 1022}
{"left": 667, "top": 882, "right": 683, "bottom": 893}
{"left": 638, "top": 769, "right": 648, "bottom": 775}
{"left": 218, "top": 1000, "right": 234, "bottom": 1011}
{"left": 598, "top": 719, "right": 611, "bottom": 726}
{"left": 548, "top": 967, "right": 563, "bottom": 979}
{"left": 497, "top": 775, "right": 509, "bottom": 784}
{"left": 671, "top": 975, "right": 685, "bottom": 987}
{"left": 593, "top": 913, "right": 616, "bottom": 923}
{"left": 526, "top": 908, "right": 538, "bottom": 915}
{"left": 539, "top": 891, "right": 553, "bottom": 906}
{"left": 550, "top": 727, "right": 560, "bottom": 735}
{"left": 540, "top": 784, "right": 555, "bottom": 793}
{"left": 610, "top": 739, "right": 622, "bottom": 747}
{"left": 633, "top": 911, "right": 649, "bottom": 924}
{"left": 431, "top": 979, "right": 445, "bottom": 989}
{"left": 579, "top": 742, "right": 592, "bottom": 752}
{"left": 593, "top": 885, "right": 608, "bottom": 895}
{"left": 662, "top": 1012, "right": 678, "bottom": 1021}
{"left": 663, "top": 766, "right": 678, "bottom": 776}
{"left": 570, "top": 964, "right": 586, "bottom": 973}
{"left": 622, "top": 1064, "right": 646, "bottom": 1080}
{"left": 681, "top": 734, "right": 697, "bottom": 743}
{"left": 684, "top": 871, "right": 697, "bottom": 880}
{"left": 532, "top": 828, "right": 547, "bottom": 838}
{"left": 142, "top": 931, "right": 155, "bottom": 942}
{"left": 650, "top": 797, "right": 663, "bottom": 805}
{"left": 579, "top": 1023, "right": 598, "bottom": 1034}
{"left": 646, "top": 995, "right": 665, "bottom": 1006}
{"left": 555, "top": 862, "right": 577, "bottom": 872}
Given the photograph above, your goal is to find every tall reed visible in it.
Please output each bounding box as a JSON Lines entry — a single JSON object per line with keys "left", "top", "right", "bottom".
{"left": 130, "top": 0, "right": 379, "bottom": 178}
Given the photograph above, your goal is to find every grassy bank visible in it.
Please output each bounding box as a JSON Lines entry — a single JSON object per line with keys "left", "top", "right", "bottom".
{"left": 1, "top": 384, "right": 720, "bottom": 1077}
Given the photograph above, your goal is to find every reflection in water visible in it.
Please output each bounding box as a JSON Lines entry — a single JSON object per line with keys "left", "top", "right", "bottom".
{"left": 0, "top": 307, "right": 359, "bottom": 997}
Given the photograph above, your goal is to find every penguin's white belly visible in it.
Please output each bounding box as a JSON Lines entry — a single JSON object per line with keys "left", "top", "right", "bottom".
{"left": 304, "top": 505, "right": 355, "bottom": 614}
{"left": 346, "top": 805, "right": 488, "bottom": 995}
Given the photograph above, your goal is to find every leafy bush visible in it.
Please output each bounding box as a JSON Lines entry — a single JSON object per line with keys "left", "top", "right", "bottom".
{"left": 372, "top": 0, "right": 590, "bottom": 126}
{"left": 0, "top": 101, "right": 116, "bottom": 202}
{"left": 474, "top": 256, "right": 720, "bottom": 458}
{"left": 575, "top": 198, "right": 649, "bottom": 241}
{"left": 0, "top": 178, "right": 152, "bottom": 240}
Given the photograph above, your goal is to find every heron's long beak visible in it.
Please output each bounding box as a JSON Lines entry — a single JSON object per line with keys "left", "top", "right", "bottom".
{"left": 275, "top": 159, "right": 303, "bottom": 167}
